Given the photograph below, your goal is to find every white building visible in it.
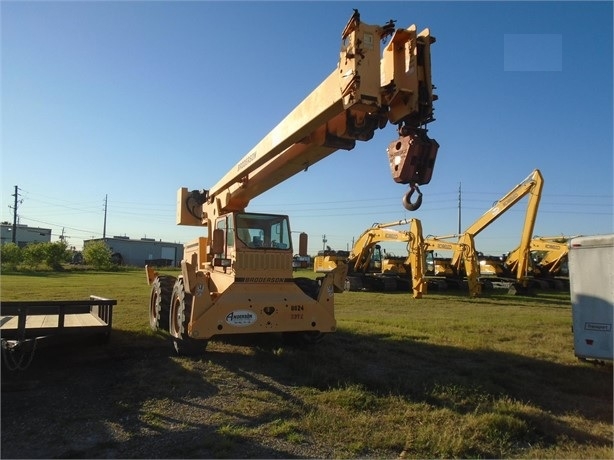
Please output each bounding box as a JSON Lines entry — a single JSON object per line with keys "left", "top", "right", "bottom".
{"left": 0, "top": 223, "right": 52, "bottom": 248}
{"left": 84, "top": 236, "right": 184, "bottom": 267}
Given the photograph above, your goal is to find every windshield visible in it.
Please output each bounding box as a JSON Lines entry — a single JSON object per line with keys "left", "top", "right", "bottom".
{"left": 235, "top": 213, "right": 292, "bottom": 250}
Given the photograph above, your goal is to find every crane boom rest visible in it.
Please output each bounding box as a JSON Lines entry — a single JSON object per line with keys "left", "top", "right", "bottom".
{"left": 145, "top": 11, "right": 438, "bottom": 355}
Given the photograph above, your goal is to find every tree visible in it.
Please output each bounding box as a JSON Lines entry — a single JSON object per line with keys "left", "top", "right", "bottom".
{"left": 82, "top": 240, "right": 112, "bottom": 269}
{"left": 0, "top": 243, "right": 22, "bottom": 270}
{"left": 21, "top": 242, "right": 47, "bottom": 269}
{"left": 43, "top": 241, "right": 71, "bottom": 270}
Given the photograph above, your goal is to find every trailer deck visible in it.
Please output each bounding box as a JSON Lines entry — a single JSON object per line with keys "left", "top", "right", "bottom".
{"left": 0, "top": 296, "right": 117, "bottom": 342}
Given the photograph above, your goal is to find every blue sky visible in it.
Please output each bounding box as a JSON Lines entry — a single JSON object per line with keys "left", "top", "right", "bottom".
{"left": 2, "top": 1, "right": 612, "bottom": 257}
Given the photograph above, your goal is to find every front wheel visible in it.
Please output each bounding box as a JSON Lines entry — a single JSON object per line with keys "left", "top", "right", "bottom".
{"left": 169, "top": 278, "right": 206, "bottom": 356}
{"left": 149, "top": 275, "right": 176, "bottom": 332}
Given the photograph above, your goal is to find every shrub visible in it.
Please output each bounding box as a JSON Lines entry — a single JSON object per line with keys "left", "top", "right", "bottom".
{"left": 0, "top": 242, "right": 22, "bottom": 270}
{"left": 83, "top": 240, "right": 113, "bottom": 269}
{"left": 21, "top": 242, "right": 47, "bottom": 269}
{"left": 43, "top": 241, "right": 71, "bottom": 270}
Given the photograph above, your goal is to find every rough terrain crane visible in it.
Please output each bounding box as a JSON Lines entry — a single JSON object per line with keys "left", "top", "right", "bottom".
{"left": 448, "top": 169, "right": 544, "bottom": 295}
{"left": 146, "top": 10, "right": 438, "bottom": 354}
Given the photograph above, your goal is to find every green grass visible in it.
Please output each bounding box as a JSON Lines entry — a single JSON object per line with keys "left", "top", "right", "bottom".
{"left": 1, "top": 268, "right": 612, "bottom": 459}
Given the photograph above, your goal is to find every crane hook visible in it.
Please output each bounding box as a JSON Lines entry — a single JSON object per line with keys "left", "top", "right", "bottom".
{"left": 402, "top": 184, "right": 422, "bottom": 211}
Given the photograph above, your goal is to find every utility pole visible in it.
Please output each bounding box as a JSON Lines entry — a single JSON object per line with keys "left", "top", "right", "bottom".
{"left": 458, "top": 182, "right": 462, "bottom": 234}
{"left": 103, "top": 194, "right": 108, "bottom": 239}
{"left": 11, "top": 185, "right": 20, "bottom": 243}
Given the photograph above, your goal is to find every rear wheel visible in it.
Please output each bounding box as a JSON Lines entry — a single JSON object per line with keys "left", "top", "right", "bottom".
{"left": 282, "top": 331, "right": 325, "bottom": 346}
{"left": 169, "top": 278, "right": 206, "bottom": 356}
{"left": 149, "top": 275, "right": 176, "bottom": 331}
{"left": 294, "top": 277, "right": 319, "bottom": 299}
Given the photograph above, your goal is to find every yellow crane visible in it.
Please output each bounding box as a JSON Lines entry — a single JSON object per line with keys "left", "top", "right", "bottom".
{"left": 146, "top": 10, "right": 438, "bottom": 354}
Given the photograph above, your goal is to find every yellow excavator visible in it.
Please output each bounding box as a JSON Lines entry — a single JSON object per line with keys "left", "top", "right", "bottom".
{"left": 146, "top": 10, "right": 438, "bottom": 354}
{"left": 505, "top": 236, "right": 570, "bottom": 290}
{"left": 314, "top": 219, "right": 427, "bottom": 298}
{"left": 423, "top": 235, "right": 481, "bottom": 297}
{"left": 447, "top": 169, "right": 544, "bottom": 295}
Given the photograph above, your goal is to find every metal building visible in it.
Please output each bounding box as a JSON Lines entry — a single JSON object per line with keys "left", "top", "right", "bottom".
{"left": 84, "top": 236, "right": 184, "bottom": 267}
{"left": 0, "top": 223, "right": 52, "bottom": 247}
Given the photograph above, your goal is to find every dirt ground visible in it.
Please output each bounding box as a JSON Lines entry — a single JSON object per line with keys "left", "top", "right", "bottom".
{"left": 1, "top": 337, "right": 336, "bottom": 459}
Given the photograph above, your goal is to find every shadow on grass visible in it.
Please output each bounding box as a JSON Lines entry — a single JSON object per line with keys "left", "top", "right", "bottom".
{"left": 204, "top": 329, "right": 612, "bottom": 451}
{"left": 0, "top": 330, "right": 311, "bottom": 459}
{"left": 1, "top": 325, "right": 611, "bottom": 458}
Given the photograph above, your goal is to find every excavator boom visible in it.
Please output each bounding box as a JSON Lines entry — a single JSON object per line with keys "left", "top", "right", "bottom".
{"left": 451, "top": 169, "right": 544, "bottom": 284}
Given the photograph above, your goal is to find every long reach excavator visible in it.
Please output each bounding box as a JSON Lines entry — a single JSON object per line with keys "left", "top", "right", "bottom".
{"left": 146, "top": 10, "right": 439, "bottom": 354}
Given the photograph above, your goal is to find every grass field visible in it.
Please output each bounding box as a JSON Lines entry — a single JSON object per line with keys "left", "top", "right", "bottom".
{"left": 1, "top": 268, "right": 612, "bottom": 459}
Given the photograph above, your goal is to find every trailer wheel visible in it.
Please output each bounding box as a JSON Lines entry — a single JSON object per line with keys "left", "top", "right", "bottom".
{"left": 169, "top": 278, "right": 206, "bottom": 356}
{"left": 149, "top": 275, "right": 176, "bottom": 331}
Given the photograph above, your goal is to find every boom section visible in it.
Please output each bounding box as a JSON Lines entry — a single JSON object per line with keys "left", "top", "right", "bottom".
{"left": 176, "top": 10, "right": 438, "bottom": 227}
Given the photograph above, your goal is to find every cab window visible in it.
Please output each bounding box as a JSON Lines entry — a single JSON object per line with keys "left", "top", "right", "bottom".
{"left": 235, "top": 213, "right": 291, "bottom": 250}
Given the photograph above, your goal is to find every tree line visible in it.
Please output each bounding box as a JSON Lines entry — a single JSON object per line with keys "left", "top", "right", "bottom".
{"left": 0, "top": 240, "right": 118, "bottom": 271}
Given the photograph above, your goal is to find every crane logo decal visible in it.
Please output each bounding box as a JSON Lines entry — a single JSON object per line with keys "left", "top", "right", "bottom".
{"left": 237, "top": 151, "right": 257, "bottom": 172}
{"left": 226, "top": 310, "right": 257, "bottom": 327}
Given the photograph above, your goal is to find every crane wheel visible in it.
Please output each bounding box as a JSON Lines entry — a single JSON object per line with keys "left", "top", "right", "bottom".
{"left": 169, "top": 278, "right": 206, "bottom": 356}
{"left": 294, "top": 277, "right": 319, "bottom": 300}
{"left": 149, "top": 275, "right": 176, "bottom": 331}
{"left": 282, "top": 331, "right": 325, "bottom": 346}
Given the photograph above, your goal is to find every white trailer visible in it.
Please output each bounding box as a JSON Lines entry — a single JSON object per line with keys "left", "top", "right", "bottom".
{"left": 568, "top": 234, "right": 614, "bottom": 362}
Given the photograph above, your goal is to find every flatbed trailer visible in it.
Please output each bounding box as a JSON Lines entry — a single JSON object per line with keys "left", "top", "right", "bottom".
{"left": 1, "top": 296, "right": 117, "bottom": 370}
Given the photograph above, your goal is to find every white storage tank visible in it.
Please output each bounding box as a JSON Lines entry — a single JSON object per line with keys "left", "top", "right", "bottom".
{"left": 568, "top": 234, "right": 614, "bottom": 361}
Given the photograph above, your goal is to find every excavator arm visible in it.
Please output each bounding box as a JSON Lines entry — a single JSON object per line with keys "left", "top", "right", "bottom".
{"left": 349, "top": 219, "right": 416, "bottom": 272}
{"left": 506, "top": 237, "right": 569, "bottom": 275}
{"left": 177, "top": 10, "right": 438, "bottom": 229}
{"left": 450, "top": 169, "right": 544, "bottom": 288}
{"left": 348, "top": 218, "right": 426, "bottom": 298}
{"left": 424, "top": 235, "right": 481, "bottom": 297}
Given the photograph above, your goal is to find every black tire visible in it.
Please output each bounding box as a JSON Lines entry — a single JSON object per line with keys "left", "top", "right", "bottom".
{"left": 282, "top": 331, "right": 325, "bottom": 346}
{"left": 149, "top": 275, "right": 176, "bottom": 332}
{"left": 294, "top": 277, "right": 319, "bottom": 299}
{"left": 169, "top": 278, "right": 206, "bottom": 356}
